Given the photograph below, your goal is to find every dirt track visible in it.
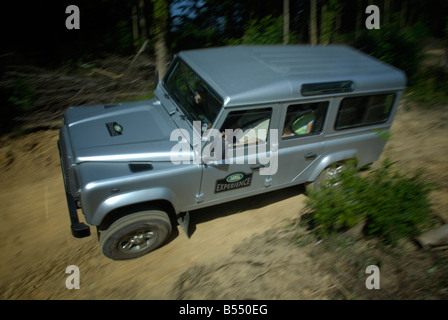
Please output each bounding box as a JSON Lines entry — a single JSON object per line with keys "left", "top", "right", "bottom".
{"left": 1, "top": 101, "right": 447, "bottom": 299}
{"left": 0, "top": 128, "right": 308, "bottom": 299}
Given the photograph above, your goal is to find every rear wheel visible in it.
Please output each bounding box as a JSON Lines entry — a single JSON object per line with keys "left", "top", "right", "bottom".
{"left": 99, "top": 210, "right": 172, "bottom": 260}
{"left": 306, "top": 162, "right": 347, "bottom": 194}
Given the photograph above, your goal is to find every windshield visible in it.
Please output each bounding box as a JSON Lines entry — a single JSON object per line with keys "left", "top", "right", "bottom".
{"left": 164, "top": 59, "right": 222, "bottom": 130}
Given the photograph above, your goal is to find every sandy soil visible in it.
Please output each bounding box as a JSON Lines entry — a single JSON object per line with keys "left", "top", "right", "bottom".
{"left": 0, "top": 101, "right": 447, "bottom": 300}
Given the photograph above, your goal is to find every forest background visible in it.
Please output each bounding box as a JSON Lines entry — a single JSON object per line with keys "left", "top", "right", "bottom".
{"left": 0, "top": 0, "right": 447, "bottom": 134}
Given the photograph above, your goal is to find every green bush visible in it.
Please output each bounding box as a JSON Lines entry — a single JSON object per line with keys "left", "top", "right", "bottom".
{"left": 352, "top": 23, "right": 425, "bottom": 86}
{"left": 404, "top": 19, "right": 448, "bottom": 106}
{"left": 242, "top": 15, "right": 297, "bottom": 45}
{"left": 305, "top": 159, "right": 434, "bottom": 244}
{"left": 407, "top": 66, "right": 448, "bottom": 106}
{"left": 116, "top": 20, "right": 134, "bottom": 53}
{"left": 8, "top": 79, "right": 37, "bottom": 113}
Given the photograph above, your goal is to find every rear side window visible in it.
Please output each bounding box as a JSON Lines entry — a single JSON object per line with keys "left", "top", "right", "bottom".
{"left": 282, "top": 101, "right": 329, "bottom": 139}
{"left": 335, "top": 93, "right": 395, "bottom": 130}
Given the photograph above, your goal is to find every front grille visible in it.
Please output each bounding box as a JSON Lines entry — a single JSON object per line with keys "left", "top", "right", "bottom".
{"left": 58, "top": 133, "right": 73, "bottom": 196}
{"left": 64, "top": 164, "right": 72, "bottom": 195}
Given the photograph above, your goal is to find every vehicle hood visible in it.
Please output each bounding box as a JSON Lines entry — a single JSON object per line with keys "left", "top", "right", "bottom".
{"left": 63, "top": 99, "right": 189, "bottom": 163}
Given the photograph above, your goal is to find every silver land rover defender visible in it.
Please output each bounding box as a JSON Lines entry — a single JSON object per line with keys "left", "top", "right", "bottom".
{"left": 58, "top": 45, "right": 406, "bottom": 260}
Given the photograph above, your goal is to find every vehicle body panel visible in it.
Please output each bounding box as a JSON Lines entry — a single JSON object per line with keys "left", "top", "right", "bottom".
{"left": 57, "top": 45, "right": 406, "bottom": 241}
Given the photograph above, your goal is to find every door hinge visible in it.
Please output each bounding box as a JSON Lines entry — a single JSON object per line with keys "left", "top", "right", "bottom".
{"left": 264, "top": 177, "right": 272, "bottom": 187}
{"left": 195, "top": 193, "right": 204, "bottom": 203}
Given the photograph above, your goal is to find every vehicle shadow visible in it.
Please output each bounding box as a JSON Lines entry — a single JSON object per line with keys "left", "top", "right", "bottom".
{"left": 184, "top": 184, "right": 306, "bottom": 238}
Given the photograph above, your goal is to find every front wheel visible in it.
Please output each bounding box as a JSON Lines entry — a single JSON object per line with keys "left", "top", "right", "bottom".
{"left": 99, "top": 210, "right": 172, "bottom": 260}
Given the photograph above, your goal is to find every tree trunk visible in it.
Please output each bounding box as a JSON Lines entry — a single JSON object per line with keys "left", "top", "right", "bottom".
{"left": 132, "top": 4, "right": 139, "bottom": 51}
{"left": 310, "top": 0, "right": 318, "bottom": 45}
{"left": 324, "top": 0, "right": 341, "bottom": 44}
{"left": 321, "top": 2, "right": 329, "bottom": 45}
{"left": 384, "top": 0, "right": 391, "bottom": 25}
{"left": 151, "top": 0, "right": 169, "bottom": 78}
{"left": 154, "top": 36, "right": 168, "bottom": 79}
{"left": 333, "top": 1, "right": 342, "bottom": 42}
{"left": 355, "top": 0, "right": 362, "bottom": 37}
{"left": 283, "top": 0, "right": 290, "bottom": 45}
{"left": 138, "top": 0, "right": 148, "bottom": 41}
{"left": 400, "top": 0, "right": 408, "bottom": 29}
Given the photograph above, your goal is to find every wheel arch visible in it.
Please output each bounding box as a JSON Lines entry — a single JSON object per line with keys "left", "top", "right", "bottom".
{"left": 307, "top": 149, "right": 358, "bottom": 183}
{"left": 97, "top": 199, "right": 177, "bottom": 232}
{"left": 92, "top": 188, "right": 178, "bottom": 231}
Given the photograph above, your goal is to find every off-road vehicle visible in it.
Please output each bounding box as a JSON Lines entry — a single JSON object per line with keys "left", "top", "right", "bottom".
{"left": 58, "top": 45, "right": 406, "bottom": 260}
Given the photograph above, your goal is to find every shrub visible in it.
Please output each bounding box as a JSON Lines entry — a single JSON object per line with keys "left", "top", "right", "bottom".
{"left": 351, "top": 23, "right": 425, "bottom": 86}
{"left": 0, "top": 79, "right": 38, "bottom": 135}
{"left": 304, "top": 159, "right": 434, "bottom": 244}
{"left": 406, "top": 66, "right": 448, "bottom": 106}
{"left": 9, "top": 79, "right": 37, "bottom": 113}
{"left": 242, "top": 15, "right": 297, "bottom": 45}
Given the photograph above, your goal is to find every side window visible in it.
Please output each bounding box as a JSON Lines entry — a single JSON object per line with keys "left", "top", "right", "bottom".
{"left": 220, "top": 108, "right": 272, "bottom": 146}
{"left": 282, "top": 101, "right": 329, "bottom": 139}
{"left": 335, "top": 93, "right": 395, "bottom": 130}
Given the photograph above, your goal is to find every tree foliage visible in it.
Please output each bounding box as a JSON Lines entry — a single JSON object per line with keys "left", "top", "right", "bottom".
{"left": 2, "top": 0, "right": 448, "bottom": 135}
{"left": 351, "top": 22, "right": 425, "bottom": 84}
{"left": 242, "top": 15, "right": 298, "bottom": 45}
{"left": 305, "top": 159, "right": 435, "bottom": 244}
{"left": 3, "top": 0, "right": 447, "bottom": 67}
{"left": 166, "top": 0, "right": 446, "bottom": 83}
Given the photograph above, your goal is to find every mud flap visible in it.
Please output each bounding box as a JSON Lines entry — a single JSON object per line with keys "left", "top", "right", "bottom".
{"left": 177, "top": 211, "right": 191, "bottom": 238}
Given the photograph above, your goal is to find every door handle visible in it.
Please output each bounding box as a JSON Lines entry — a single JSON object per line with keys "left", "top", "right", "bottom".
{"left": 304, "top": 152, "right": 318, "bottom": 160}
{"left": 250, "top": 164, "right": 266, "bottom": 170}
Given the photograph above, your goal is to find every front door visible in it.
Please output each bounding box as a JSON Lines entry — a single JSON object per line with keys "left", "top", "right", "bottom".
{"left": 199, "top": 106, "right": 278, "bottom": 205}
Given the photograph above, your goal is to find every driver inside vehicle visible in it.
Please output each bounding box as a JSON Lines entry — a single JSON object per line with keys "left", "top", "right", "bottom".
{"left": 219, "top": 109, "right": 272, "bottom": 147}
{"left": 194, "top": 90, "right": 203, "bottom": 105}
{"left": 191, "top": 84, "right": 214, "bottom": 130}
{"left": 282, "top": 104, "right": 315, "bottom": 137}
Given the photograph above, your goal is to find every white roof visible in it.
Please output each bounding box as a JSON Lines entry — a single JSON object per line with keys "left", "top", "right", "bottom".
{"left": 178, "top": 45, "right": 407, "bottom": 107}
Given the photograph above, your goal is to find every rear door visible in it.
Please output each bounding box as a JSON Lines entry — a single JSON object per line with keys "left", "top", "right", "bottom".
{"left": 271, "top": 100, "right": 329, "bottom": 187}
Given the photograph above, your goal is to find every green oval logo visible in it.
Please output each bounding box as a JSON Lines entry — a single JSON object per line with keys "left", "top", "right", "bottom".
{"left": 113, "top": 124, "right": 123, "bottom": 133}
{"left": 226, "top": 173, "right": 243, "bottom": 183}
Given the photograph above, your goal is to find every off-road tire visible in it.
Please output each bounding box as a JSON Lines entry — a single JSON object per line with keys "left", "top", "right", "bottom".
{"left": 306, "top": 162, "right": 347, "bottom": 194}
{"left": 99, "top": 210, "right": 172, "bottom": 260}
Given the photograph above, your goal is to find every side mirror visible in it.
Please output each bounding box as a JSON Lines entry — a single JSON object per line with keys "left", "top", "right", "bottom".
{"left": 154, "top": 71, "right": 159, "bottom": 88}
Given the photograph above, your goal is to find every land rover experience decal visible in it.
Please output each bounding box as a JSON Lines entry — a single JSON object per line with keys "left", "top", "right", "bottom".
{"left": 215, "top": 172, "right": 253, "bottom": 193}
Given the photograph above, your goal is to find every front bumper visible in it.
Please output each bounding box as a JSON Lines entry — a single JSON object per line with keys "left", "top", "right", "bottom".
{"left": 57, "top": 139, "right": 90, "bottom": 238}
